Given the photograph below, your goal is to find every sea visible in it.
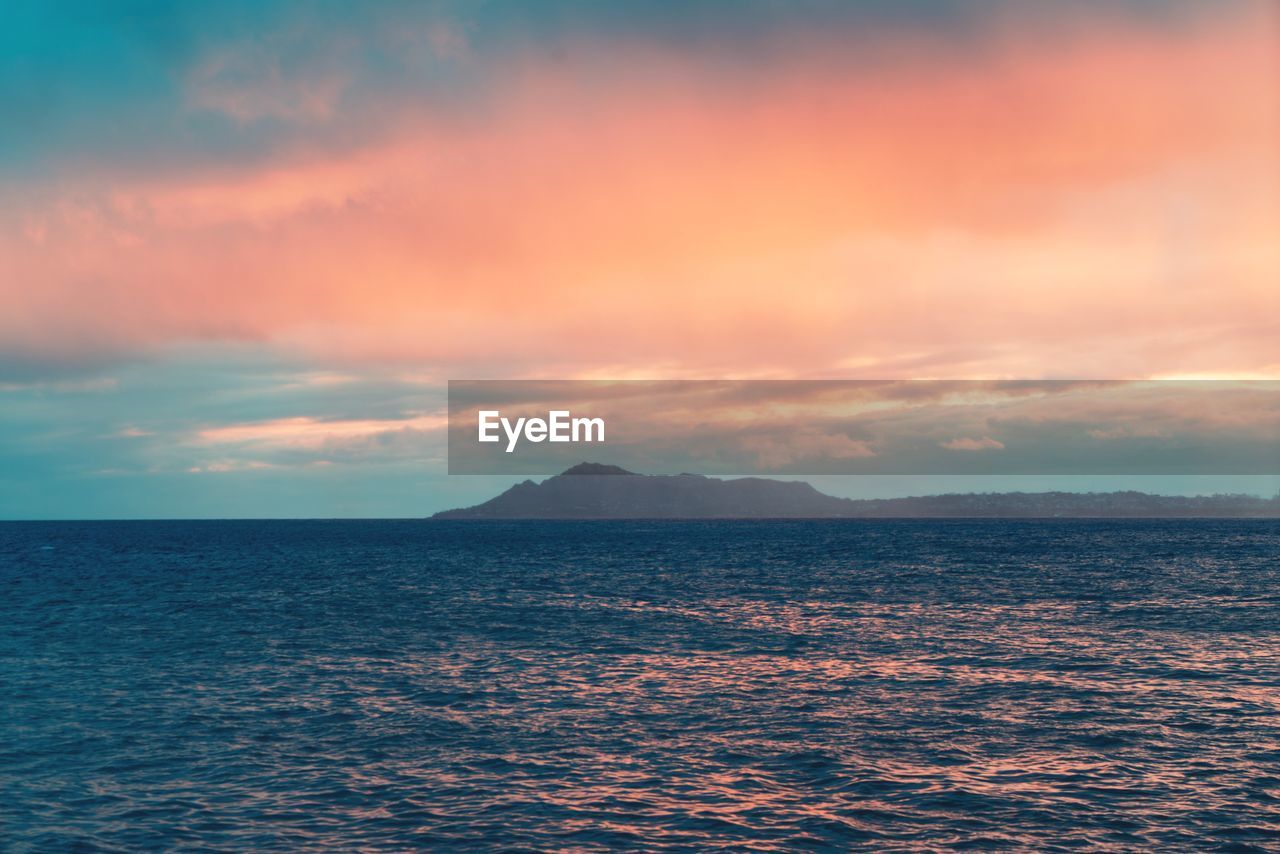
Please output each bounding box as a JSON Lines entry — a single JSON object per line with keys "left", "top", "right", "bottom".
{"left": 2, "top": 519, "right": 1278, "bottom": 851}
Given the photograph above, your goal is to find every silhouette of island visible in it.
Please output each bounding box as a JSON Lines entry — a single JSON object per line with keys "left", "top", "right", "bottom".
{"left": 434, "top": 463, "right": 1280, "bottom": 519}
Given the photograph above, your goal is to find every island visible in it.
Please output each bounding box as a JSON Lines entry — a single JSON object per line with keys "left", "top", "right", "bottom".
{"left": 433, "top": 463, "right": 1280, "bottom": 519}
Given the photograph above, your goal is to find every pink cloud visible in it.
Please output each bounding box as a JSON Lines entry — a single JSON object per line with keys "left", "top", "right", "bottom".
{"left": 741, "top": 431, "right": 877, "bottom": 470}
{"left": 1, "top": 3, "right": 1276, "bottom": 380}
{"left": 194, "top": 414, "right": 447, "bottom": 450}
{"left": 939, "top": 437, "right": 1006, "bottom": 452}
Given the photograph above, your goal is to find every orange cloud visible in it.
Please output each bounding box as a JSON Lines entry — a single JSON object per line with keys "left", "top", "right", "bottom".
{"left": 2, "top": 2, "right": 1276, "bottom": 379}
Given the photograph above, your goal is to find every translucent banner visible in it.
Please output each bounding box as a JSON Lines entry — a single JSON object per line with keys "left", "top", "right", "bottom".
{"left": 447, "top": 380, "right": 1280, "bottom": 475}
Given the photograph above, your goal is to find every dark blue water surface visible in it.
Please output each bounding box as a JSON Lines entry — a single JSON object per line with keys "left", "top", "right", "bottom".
{"left": 2, "top": 520, "right": 1279, "bottom": 851}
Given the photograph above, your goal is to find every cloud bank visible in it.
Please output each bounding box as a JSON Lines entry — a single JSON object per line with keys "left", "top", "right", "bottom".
{"left": 1, "top": 0, "right": 1276, "bottom": 380}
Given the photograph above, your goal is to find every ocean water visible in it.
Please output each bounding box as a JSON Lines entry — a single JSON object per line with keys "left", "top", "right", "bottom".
{"left": 2, "top": 520, "right": 1278, "bottom": 851}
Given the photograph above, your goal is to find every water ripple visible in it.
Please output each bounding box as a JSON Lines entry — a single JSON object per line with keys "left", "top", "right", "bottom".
{"left": 1, "top": 519, "right": 1278, "bottom": 850}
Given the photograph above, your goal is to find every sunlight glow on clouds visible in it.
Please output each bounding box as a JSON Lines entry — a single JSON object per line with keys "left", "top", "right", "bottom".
{"left": 940, "top": 437, "right": 1006, "bottom": 452}
{"left": 194, "top": 414, "right": 448, "bottom": 450}
{"left": 0, "top": 0, "right": 1277, "bottom": 515}
{"left": 1, "top": 0, "right": 1276, "bottom": 381}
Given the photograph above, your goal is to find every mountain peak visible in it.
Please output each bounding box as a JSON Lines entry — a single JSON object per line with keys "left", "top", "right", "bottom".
{"left": 435, "top": 467, "right": 855, "bottom": 519}
{"left": 558, "top": 462, "right": 636, "bottom": 476}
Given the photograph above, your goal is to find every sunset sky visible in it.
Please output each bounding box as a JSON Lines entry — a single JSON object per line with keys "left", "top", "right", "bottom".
{"left": 2, "top": 0, "right": 1277, "bottom": 517}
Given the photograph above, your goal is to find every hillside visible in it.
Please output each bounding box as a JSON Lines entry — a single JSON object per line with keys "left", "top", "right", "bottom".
{"left": 433, "top": 464, "right": 1280, "bottom": 519}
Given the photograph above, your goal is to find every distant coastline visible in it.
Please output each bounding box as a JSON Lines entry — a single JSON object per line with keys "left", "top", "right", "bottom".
{"left": 434, "top": 463, "right": 1280, "bottom": 520}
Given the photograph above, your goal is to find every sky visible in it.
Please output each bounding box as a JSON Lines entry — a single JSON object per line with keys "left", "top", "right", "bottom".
{"left": 1, "top": 0, "right": 1277, "bottom": 518}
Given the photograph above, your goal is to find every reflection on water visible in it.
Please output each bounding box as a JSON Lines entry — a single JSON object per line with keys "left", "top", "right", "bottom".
{"left": 2, "top": 519, "right": 1279, "bottom": 850}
